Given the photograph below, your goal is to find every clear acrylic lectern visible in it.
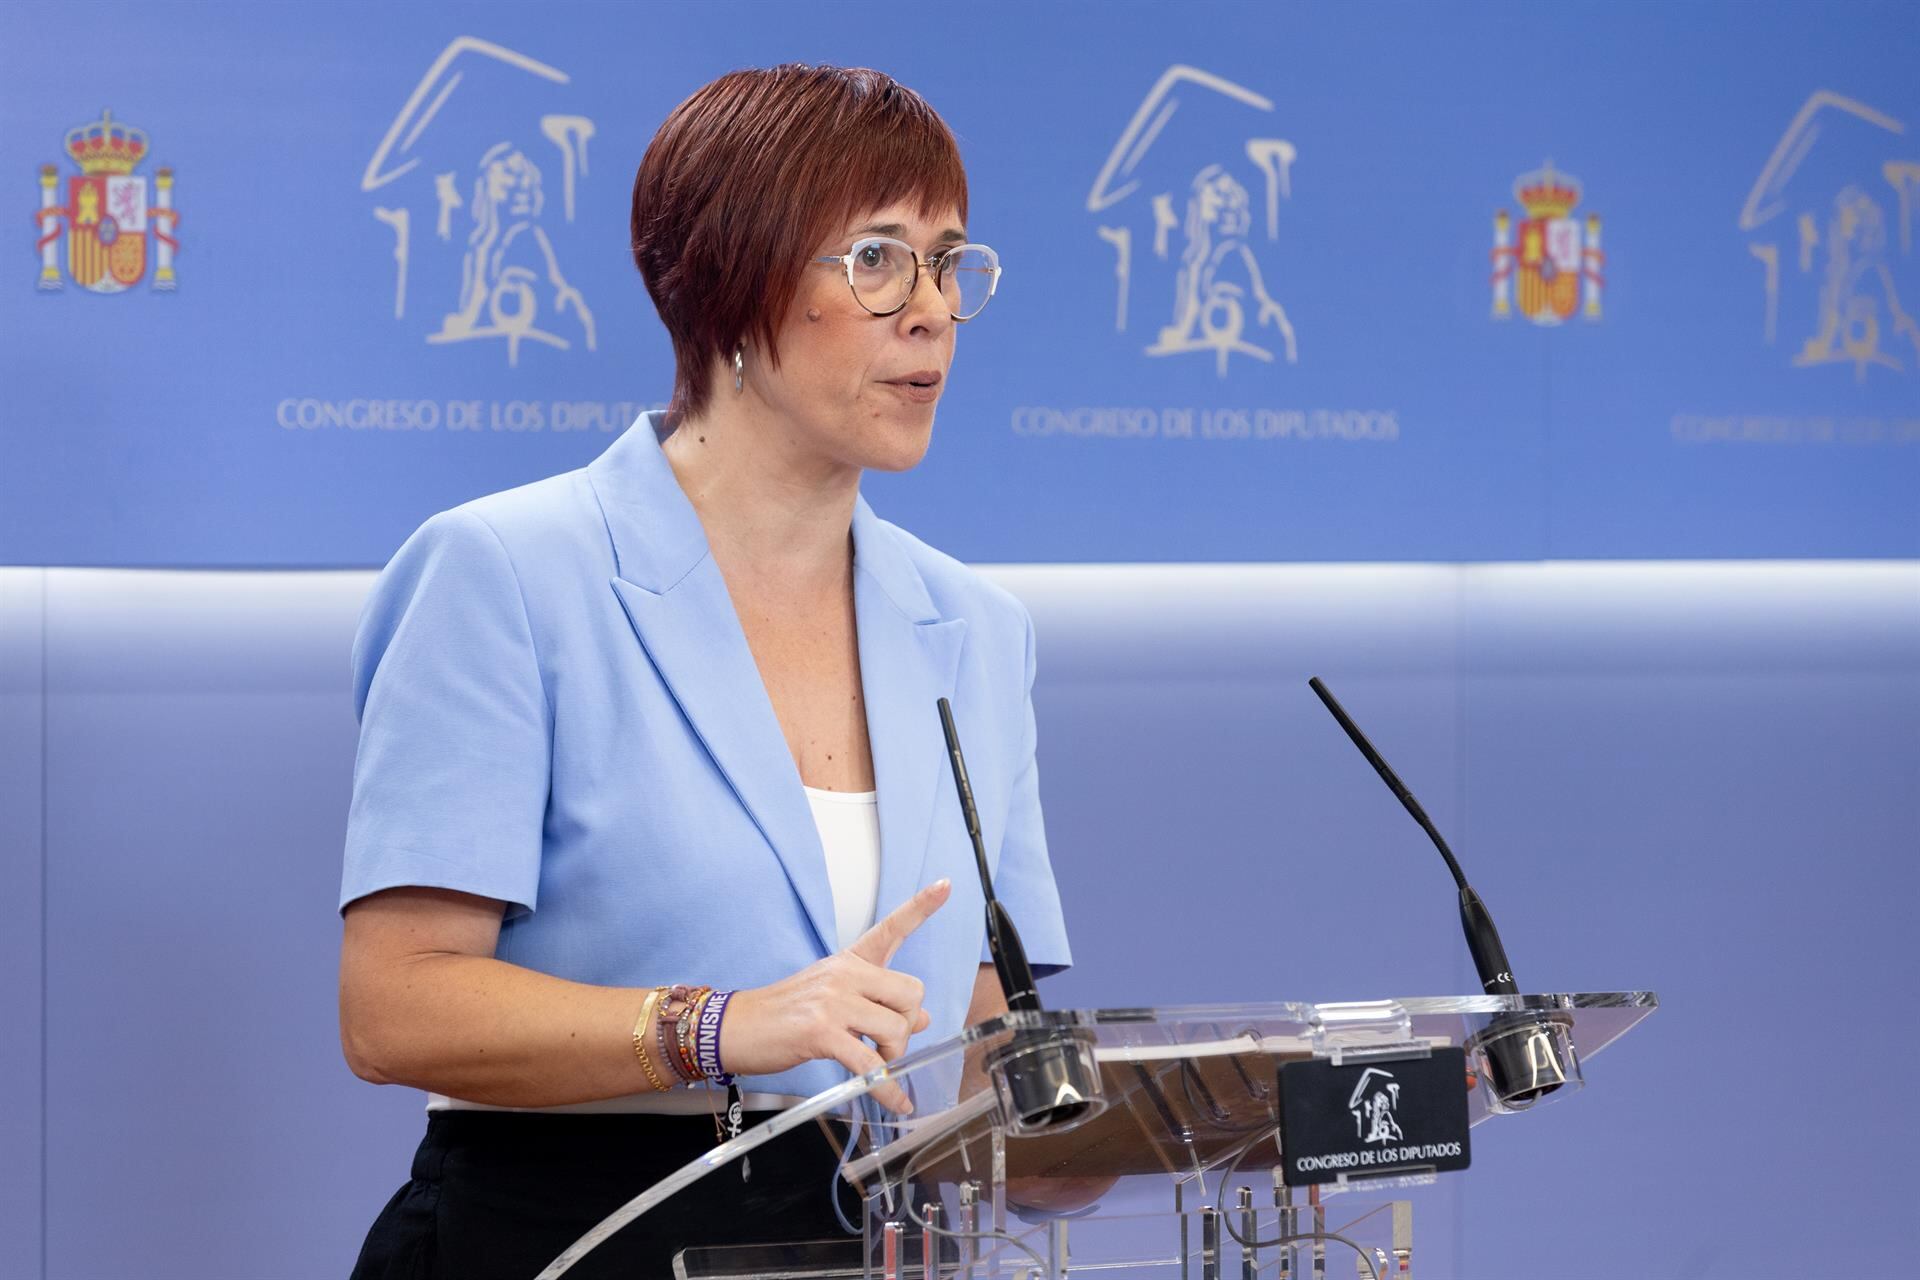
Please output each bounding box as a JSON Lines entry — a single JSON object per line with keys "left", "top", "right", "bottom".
{"left": 539, "top": 991, "right": 1655, "bottom": 1279}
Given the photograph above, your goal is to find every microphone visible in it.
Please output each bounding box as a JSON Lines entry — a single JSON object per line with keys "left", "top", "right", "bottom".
{"left": 937, "top": 697, "right": 1100, "bottom": 1132}
{"left": 1306, "top": 677, "right": 1569, "bottom": 1108}
{"left": 937, "top": 696, "right": 1040, "bottom": 1012}
{"left": 1307, "top": 677, "right": 1517, "bottom": 997}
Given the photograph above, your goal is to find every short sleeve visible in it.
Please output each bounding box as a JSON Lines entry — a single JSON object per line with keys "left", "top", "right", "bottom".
{"left": 339, "top": 507, "right": 552, "bottom": 918}
{"left": 983, "top": 600, "right": 1072, "bottom": 977}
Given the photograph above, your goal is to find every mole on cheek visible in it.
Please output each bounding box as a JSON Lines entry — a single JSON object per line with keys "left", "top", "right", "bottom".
{"left": 806, "top": 308, "right": 822, "bottom": 322}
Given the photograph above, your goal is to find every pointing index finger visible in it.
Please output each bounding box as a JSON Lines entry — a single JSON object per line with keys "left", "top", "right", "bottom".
{"left": 848, "top": 878, "right": 952, "bottom": 967}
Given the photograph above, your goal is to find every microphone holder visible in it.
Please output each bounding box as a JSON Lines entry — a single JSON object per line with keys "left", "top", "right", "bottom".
{"left": 984, "top": 1022, "right": 1104, "bottom": 1135}
{"left": 1466, "top": 1010, "right": 1579, "bottom": 1113}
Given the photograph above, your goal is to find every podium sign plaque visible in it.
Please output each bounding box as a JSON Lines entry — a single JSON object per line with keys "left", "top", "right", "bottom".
{"left": 1275, "top": 1047, "right": 1472, "bottom": 1186}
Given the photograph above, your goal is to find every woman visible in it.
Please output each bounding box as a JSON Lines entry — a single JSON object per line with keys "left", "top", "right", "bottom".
{"left": 338, "top": 64, "right": 1071, "bottom": 1278}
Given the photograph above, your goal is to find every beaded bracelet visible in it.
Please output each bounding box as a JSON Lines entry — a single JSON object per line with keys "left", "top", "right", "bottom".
{"left": 656, "top": 984, "right": 712, "bottom": 1084}
{"left": 674, "top": 997, "right": 702, "bottom": 1081}
{"left": 655, "top": 1004, "right": 691, "bottom": 1084}
{"left": 679, "top": 990, "right": 710, "bottom": 1082}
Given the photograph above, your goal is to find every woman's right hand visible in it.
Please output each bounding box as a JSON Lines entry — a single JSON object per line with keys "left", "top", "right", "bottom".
{"left": 719, "top": 878, "right": 952, "bottom": 1114}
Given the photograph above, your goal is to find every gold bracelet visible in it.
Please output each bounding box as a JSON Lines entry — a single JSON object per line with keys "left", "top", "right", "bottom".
{"left": 631, "top": 986, "right": 672, "bottom": 1092}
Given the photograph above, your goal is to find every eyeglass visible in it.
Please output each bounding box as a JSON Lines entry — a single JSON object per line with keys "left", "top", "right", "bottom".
{"left": 813, "top": 236, "right": 1002, "bottom": 321}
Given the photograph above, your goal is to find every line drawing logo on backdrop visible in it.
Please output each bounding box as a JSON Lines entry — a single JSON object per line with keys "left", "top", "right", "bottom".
{"left": 1490, "top": 160, "right": 1604, "bottom": 326}
{"left": 362, "top": 36, "right": 597, "bottom": 366}
{"left": 1739, "top": 90, "right": 1920, "bottom": 382}
{"left": 1087, "top": 65, "right": 1298, "bottom": 377}
{"left": 33, "top": 108, "right": 180, "bottom": 294}
{"left": 1349, "top": 1068, "right": 1403, "bottom": 1145}
{"left": 1017, "top": 65, "right": 1394, "bottom": 446}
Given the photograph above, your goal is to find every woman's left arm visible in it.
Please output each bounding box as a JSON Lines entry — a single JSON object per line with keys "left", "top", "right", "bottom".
{"left": 965, "top": 962, "right": 1008, "bottom": 1028}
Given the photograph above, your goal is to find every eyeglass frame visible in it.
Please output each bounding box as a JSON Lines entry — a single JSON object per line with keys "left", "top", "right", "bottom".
{"left": 811, "top": 235, "right": 1003, "bottom": 321}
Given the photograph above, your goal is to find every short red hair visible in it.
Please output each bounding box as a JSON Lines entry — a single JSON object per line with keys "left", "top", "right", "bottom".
{"left": 631, "top": 64, "right": 970, "bottom": 426}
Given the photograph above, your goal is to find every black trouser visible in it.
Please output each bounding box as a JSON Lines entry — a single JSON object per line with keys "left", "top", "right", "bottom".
{"left": 349, "top": 1110, "right": 857, "bottom": 1279}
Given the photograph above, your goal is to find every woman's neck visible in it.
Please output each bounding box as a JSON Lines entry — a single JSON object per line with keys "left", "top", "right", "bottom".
{"left": 661, "top": 400, "right": 860, "bottom": 596}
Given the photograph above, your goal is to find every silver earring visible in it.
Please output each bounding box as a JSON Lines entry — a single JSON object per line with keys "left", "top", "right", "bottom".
{"left": 733, "top": 344, "right": 744, "bottom": 393}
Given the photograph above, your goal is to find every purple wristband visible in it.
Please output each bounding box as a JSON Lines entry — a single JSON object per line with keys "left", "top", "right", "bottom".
{"left": 697, "top": 989, "right": 733, "bottom": 1085}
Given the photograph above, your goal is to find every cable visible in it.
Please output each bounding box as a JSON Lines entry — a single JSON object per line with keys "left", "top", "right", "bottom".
{"left": 890, "top": 1130, "right": 1053, "bottom": 1273}
{"left": 828, "top": 1093, "right": 870, "bottom": 1237}
{"left": 1207, "top": 1125, "right": 1384, "bottom": 1280}
{"left": 1241, "top": 1225, "right": 1382, "bottom": 1280}
{"left": 821, "top": 1080, "right": 1047, "bottom": 1273}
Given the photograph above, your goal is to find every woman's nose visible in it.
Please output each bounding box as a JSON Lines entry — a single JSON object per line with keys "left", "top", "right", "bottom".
{"left": 899, "top": 267, "right": 952, "bottom": 330}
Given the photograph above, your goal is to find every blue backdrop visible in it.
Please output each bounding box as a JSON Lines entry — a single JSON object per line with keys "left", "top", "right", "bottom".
{"left": 4, "top": 5, "right": 1920, "bottom": 1280}
{"left": 5, "top": 0, "right": 1917, "bottom": 566}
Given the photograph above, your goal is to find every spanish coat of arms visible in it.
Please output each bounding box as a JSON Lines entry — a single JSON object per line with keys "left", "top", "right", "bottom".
{"left": 1491, "top": 160, "right": 1601, "bottom": 325}
{"left": 34, "top": 108, "right": 179, "bottom": 293}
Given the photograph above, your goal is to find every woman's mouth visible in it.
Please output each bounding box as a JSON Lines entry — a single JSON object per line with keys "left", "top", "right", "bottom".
{"left": 882, "top": 371, "right": 942, "bottom": 403}
{"left": 884, "top": 381, "right": 940, "bottom": 403}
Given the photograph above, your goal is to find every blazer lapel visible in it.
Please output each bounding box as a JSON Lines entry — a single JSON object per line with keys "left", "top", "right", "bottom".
{"left": 588, "top": 412, "right": 968, "bottom": 957}
{"left": 609, "top": 569, "right": 843, "bottom": 957}
{"left": 851, "top": 496, "right": 968, "bottom": 921}
{"left": 591, "top": 414, "right": 839, "bottom": 957}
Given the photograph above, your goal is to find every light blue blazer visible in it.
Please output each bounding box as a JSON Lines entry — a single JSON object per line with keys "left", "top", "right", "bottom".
{"left": 340, "top": 411, "right": 1071, "bottom": 1100}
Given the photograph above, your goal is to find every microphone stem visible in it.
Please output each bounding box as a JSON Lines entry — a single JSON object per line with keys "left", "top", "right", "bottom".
{"left": 938, "top": 697, "right": 1043, "bottom": 1013}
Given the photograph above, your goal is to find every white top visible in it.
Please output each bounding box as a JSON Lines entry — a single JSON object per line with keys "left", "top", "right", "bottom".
{"left": 426, "top": 785, "right": 881, "bottom": 1114}
{"left": 803, "top": 785, "right": 882, "bottom": 950}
